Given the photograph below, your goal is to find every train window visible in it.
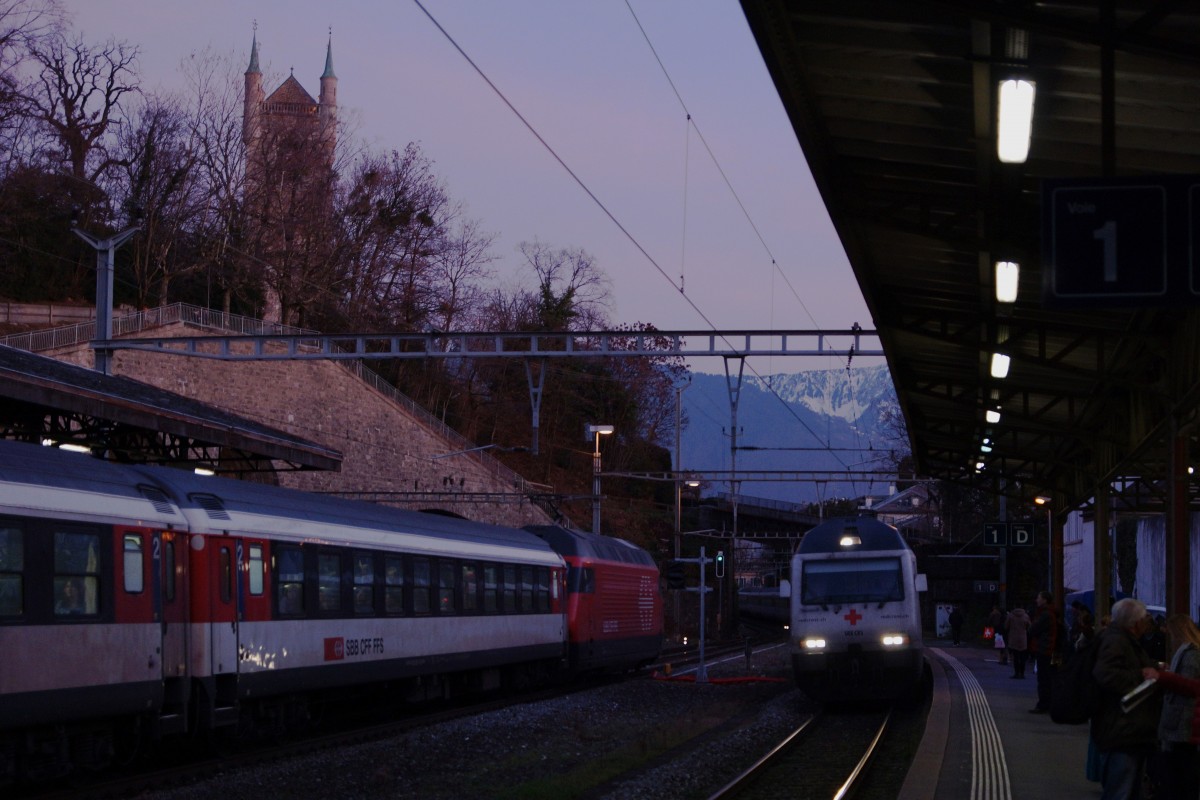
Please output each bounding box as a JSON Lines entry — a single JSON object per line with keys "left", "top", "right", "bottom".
{"left": 248, "top": 544, "right": 264, "bottom": 596}
{"left": 163, "top": 537, "right": 176, "bottom": 603}
{"left": 276, "top": 546, "right": 304, "bottom": 615}
{"left": 519, "top": 566, "right": 533, "bottom": 612}
{"left": 318, "top": 553, "right": 341, "bottom": 612}
{"left": 482, "top": 565, "right": 498, "bottom": 613}
{"left": 353, "top": 551, "right": 374, "bottom": 614}
{"left": 219, "top": 547, "right": 232, "bottom": 604}
{"left": 123, "top": 534, "right": 144, "bottom": 593}
{"left": 438, "top": 562, "right": 456, "bottom": 614}
{"left": 461, "top": 564, "right": 478, "bottom": 613}
{"left": 53, "top": 531, "right": 99, "bottom": 616}
{"left": 536, "top": 567, "right": 550, "bottom": 612}
{"left": 412, "top": 558, "right": 431, "bottom": 615}
{"left": 384, "top": 556, "right": 404, "bottom": 614}
{"left": 800, "top": 557, "right": 904, "bottom": 605}
{"left": 503, "top": 564, "right": 516, "bottom": 612}
{"left": 0, "top": 526, "right": 22, "bottom": 616}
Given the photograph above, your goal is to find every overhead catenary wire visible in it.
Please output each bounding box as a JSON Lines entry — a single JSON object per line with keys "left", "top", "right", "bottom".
{"left": 416, "top": 3, "right": 877, "bottom": 497}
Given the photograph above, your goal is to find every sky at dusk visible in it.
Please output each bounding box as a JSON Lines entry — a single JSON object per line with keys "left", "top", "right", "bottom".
{"left": 65, "top": 1, "right": 878, "bottom": 374}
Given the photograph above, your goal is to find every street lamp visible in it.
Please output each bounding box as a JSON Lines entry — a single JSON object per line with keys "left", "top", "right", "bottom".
{"left": 1035, "top": 495, "right": 1053, "bottom": 591}
{"left": 72, "top": 221, "right": 140, "bottom": 376}
{"left": 586, "top": 424, "right": 614, "bottom": 534}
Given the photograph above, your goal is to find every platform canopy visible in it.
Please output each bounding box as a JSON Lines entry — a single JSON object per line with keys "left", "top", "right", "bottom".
{"left": 742, "top": 1, "right": 1200, "bottom": 510}
{"left": 0, "top": 345, "right": 341, "bottom": 474}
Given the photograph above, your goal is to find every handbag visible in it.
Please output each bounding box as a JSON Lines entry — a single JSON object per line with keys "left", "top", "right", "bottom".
{"left": 994, "top": 632, "right": 1006, "bottom": 649}
{"left": 984, "top": 626, "right": 995, "bottom": 639}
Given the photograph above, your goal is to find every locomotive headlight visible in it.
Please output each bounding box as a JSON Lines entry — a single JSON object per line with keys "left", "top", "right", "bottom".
{"left": 802, "top": 637, "right": 827, "bottom": 650}
{"left": 881, "top": 634, "right": 909, "bottom": 647}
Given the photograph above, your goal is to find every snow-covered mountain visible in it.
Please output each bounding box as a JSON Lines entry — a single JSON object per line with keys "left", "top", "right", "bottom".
{"left": 677, "top": 364, "right": 900, "bottom": 505}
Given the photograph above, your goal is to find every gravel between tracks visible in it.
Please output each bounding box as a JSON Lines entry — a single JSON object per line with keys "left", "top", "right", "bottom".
{"left": 133, "top": 645, "right": 817, "bottom": 800}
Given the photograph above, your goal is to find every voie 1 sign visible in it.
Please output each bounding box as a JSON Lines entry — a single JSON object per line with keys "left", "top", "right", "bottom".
{"left": 1041, "top": 175, "right": 1200, "bottom": 308}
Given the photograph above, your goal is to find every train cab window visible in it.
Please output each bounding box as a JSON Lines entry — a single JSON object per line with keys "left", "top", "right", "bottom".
{"left": 318, "top": 553, "right": 341, "bottom": 612}
{"left": 123, "top": 534, "right": 144, "bottom": 593}
{"left": 0, "top": 526, "right": 23, "bottom": 616}
{"left": 53, "top": 531, "right": 99, "bottom": 616}
{"left": 276, "top": 546, "right": 304, "bottom": 616}
{"left": 353, "top": 551, "right": 374, "bottom": 614}
{"left": 482, "top": 565, "right": 498, "bottom": 613}
{"left": 384, "top": 557, "right": 404, "bottom": 614}
{"left": 219, "top": 547, "right": 232, "bottom": 603}
{"left": 503, "top": 564, "right": 516, "bottom": 612}
{"left": 247, "top": 544, "right": 264, "bottom": 596}
{"left": 801, "top": 557, "right": 904, "bottom": 605}
{"left": 460, "top": 564, "right": 478, "bottom": 613}
{"left": 412, "top": 558, "right": 431, "bottom": 615}
{"left": 438, "top": 562, "right": 456, "bottom": 614}
{"left": 568, "top": 566, "right": 595, "bottom": 594}
{"left": 535, "top": 567, "right": 550, "bottom": 612}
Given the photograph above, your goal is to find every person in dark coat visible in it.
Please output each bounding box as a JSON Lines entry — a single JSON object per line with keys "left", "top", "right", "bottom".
{"left": 1028, "top": 590, "right": 1061, "bottom": 713}
{"left": 1091, "top": 598, "right": 1161, "bottom": 800}
{"left": 949, "top": 605, "right": 964, "bottom": 646}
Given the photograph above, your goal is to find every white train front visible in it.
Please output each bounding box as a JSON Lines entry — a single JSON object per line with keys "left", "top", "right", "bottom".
{"left": 788, "top": 516, "right": 927, "bottom": 701}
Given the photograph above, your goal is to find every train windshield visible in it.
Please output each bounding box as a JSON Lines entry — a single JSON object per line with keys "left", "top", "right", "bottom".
{"left": 801, "top": 557, "right": 904, "bottom": 605}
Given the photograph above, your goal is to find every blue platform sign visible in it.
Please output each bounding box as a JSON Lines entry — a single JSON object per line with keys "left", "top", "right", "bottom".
{"left": 1043, "top": 176, "right": 1200, "bottom": 307}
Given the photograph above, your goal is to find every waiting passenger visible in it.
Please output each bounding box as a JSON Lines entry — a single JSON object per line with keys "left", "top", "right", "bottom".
{"left": 55, "top": 577, "right": 84, "bottom": 614}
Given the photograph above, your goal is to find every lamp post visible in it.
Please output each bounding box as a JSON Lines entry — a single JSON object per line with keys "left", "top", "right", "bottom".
{"left": 72, "top": 223, "right": 140, "bottom": 376}
{"left": 1035, "top": 495, "right": 1052, "bottom": 591}
{"left": 586, "top": 424, "right": 614, "bottom": 535}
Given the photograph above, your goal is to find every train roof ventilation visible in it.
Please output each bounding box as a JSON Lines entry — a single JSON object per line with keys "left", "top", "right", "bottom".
{"left": 138, "top": 485, "right": 175, "bottom": 515}
{"left": 190, "top": 493, "right": 231, "bottom": 520}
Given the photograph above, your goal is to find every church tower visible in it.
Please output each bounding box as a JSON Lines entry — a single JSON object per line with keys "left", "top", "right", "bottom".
{"left": 241, "top": 29, "right": 339, "bottom": 325}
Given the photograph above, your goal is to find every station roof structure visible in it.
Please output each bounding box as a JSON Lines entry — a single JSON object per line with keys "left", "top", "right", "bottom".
{"left": 0, "top": 345, "right": 342, "bottom": 474}
{"left": 741, "top": 1, "right": 1200, "bottom": 511}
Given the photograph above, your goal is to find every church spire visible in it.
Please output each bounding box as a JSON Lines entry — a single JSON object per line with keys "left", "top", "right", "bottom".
{"left": 322, "top": 29, "right": 335, "bottom": 79}
{"left": 247, "top": 22, "right": 261, "bottom": 75}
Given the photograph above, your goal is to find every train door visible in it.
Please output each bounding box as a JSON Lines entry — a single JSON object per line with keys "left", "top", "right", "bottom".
{"left": 156, "top": 530, "right": 190, "bottom": 734}
{"left": 207, "top": 536, "right": 240, "bottom": 725}
{"left": 208, "top": 536, "right": 240, "bottom": 674}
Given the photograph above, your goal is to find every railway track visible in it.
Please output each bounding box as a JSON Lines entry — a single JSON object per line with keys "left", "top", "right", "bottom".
{"left": 706, "top": 706, "right": 892, "bottom": 800}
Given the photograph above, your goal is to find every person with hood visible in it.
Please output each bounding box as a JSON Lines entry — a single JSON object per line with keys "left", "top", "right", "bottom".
{"left": 1006, "top": 605, "right": 1032, "bottom": 678}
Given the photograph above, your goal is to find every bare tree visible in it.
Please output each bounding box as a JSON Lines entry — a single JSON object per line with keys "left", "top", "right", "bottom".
{"left": 0, "top": 0, "right": 63, "bottom": 176}
{"left": 517, "top": 239, "right": 611, "bottom": 331}
{"left": 18, "top": 29, "right": 138, "bottom": 187}
{"left": 111, "top": 95, "right": 201, "bottom": 306}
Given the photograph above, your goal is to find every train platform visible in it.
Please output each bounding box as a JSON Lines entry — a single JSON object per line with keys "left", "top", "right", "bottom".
{"left": 900, "top": 641, "right": 1098, "bottom": 800}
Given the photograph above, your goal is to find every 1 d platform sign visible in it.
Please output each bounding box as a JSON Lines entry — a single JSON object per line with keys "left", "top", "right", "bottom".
{"left": 983, "top": 522, "right": 1036, "bottom": 547}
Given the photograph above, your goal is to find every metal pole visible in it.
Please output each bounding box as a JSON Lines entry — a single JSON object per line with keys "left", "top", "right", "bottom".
{"left": 592, "top": 431, "right": 601, "bottom": 535}
{"left": 72, "top": 225, "right": 139, "bottom": 376}
{"left": 697, "top": 546, "right": 708, "bottom": 684}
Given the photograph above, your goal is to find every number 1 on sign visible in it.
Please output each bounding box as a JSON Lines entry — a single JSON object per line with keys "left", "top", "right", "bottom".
{"left": 1093, "top": 220, "right": 1118, "bottom": 282}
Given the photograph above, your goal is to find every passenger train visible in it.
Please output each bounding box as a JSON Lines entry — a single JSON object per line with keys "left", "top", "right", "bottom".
{"left": 788, "top": 516, "right": 927, "bottom": 701}
{"left": 0, "top": 438, "right": 662, "bottom": 784}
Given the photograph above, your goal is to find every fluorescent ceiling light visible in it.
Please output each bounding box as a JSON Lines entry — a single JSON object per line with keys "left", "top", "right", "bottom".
{"left": 990, "top": 353, "right": 1011, "bottom": 379}
{"left": 997, "top": 79, "right": 1035, "bottom": 163}
{"left": 995, "top": 261, "right": 1020, "bottom": 303}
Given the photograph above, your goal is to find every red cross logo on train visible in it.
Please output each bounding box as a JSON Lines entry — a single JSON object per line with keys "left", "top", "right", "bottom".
{"left": 844, "top": 608, "right": 863, "bottom": 625}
